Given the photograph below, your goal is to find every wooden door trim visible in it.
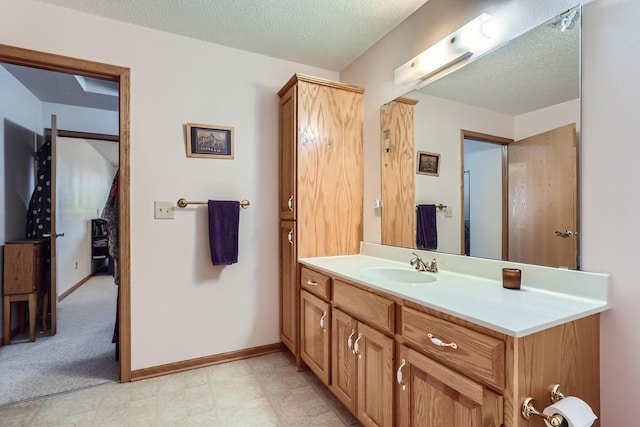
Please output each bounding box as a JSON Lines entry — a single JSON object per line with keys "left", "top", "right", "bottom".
{"left": 460, "top": 130, "right": 513, "bottom": 260}
{"left": 0, "top": 43, "right": 132, "bottom": 382}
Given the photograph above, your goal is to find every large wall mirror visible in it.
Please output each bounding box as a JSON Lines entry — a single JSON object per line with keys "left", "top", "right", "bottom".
{"left": 380, "top": 6, "right": 581, "bottom": 269}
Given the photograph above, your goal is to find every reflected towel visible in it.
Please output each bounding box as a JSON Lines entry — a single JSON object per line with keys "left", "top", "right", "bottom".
{"left": 207, "top": 200, "right": 240, "bottom": 265}
{"left": 416, "top": 204, "right": 437, "bottom": 250}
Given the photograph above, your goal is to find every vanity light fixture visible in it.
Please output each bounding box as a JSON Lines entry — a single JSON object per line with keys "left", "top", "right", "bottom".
{"left": 394, "top": 13, "right": 497, "bottom": 85}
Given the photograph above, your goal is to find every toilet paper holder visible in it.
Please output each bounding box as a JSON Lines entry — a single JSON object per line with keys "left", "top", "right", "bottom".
{"left": 521, "top": 383, "right": 567, "bottom": 426}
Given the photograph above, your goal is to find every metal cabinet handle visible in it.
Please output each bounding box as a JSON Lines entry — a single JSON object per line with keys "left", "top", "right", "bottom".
{"left": 397, "top": 358, "right": 407, "bottom": 391}
{"left": 427, "top": 333, "right": 458, "bottom": 349}
{"left": 287, "top": 195, "right": 294, "bottom": 211}
{"left": 287, "top": 230, "right": 293, "bottom": 245}
{"left": 306, "top": 280, "right": 318, "bottom": 287}
{"left": 347, "top": 330, "right": 356, "bottom": 350}
{"left": 320, "top": 312, "right": 327, "bottom": 332}
{"left": 353, "top": 333, "right": 363, "bottom": 355}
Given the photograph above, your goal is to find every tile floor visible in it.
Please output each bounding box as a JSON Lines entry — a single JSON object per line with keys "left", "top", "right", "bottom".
{"left": 0, "top": 351, "right": 362, "bottom": 426}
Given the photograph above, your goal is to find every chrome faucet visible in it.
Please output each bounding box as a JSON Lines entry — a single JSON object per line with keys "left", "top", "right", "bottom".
{"left": 410, "top": 253, "right": 438, "bottom": 273}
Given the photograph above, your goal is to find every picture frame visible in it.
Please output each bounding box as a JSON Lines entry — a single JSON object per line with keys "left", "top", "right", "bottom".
{"left": 417, "top": 151, "right": 440, "bottom": 176}
{"left": 185, "top": 123, "right": 234, "bottom": 159}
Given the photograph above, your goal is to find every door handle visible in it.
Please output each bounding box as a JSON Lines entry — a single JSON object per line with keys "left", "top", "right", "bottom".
{"left": 43, "top": 232, "right": 65, "bottom": 238}
{"left": 555, "top": 230, "right": 578, "bottom": 238}
{"left": 347, "top": 330, "right": 355, "bottom": 350}
{"left": 319, "top": 312, "right": 327, "bottom": 333}
{"left": 287, "top": 230, "right": 293, "bottom": 245}
{"left": 287, "top": 195, "right": 294, "bottom": 211}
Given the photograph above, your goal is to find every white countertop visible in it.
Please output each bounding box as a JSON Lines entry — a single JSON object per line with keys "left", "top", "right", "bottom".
{"left": 299, "top": 253, "right": 610, "bottom": 338}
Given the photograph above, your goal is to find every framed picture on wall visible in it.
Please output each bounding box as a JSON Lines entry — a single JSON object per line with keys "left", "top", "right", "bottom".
{"left": 185, "top": 123, "right": 234, "bottom": 159}
{"left": 417, "top": 151, "right": 440, "bottom": 176}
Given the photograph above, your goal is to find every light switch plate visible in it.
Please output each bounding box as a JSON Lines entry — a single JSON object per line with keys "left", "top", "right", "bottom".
{"left": 154, "top": 201, "right": 175, "bottom": 219}
{"left": 444, "top": 206, "right": 453, "bottom": 218}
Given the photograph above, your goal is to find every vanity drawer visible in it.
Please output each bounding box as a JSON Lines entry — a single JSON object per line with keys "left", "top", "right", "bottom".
{"left": 333, "top": 279, "right": 394, "bottom": 334}
{"left": 300, "top": 267, "right": 331, "bottom": 300}
{"left": 401, "top": 306, "right": 505, "bottom": 389}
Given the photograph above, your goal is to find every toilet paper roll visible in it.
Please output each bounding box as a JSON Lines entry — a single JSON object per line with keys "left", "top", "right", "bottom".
{"left": 543, "top": 396, "right": 597, "bottom": 427}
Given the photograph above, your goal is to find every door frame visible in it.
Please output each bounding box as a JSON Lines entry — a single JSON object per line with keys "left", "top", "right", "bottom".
{"left": 460, "top": 130, "right": 513, "bottom": 260}
{"left": 0, "top": 43, "right": 132, "bottom": 382}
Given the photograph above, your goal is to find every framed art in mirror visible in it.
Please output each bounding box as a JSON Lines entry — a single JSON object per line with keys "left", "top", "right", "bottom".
{"left": 186, "top": 123, "right": 234, "bottom": 159}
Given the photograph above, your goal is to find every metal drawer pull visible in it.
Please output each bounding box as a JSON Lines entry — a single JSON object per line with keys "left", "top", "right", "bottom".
{"left": 397, "top": 358, "right": 406, "bottom": 391}
{"left": 287, "top": 230, "right": 293, "bottom": 245}
{"left": 320, "top": 312, "right": 327, "bottom": 332}
{"left": 353, "top": 333, "right": 362, "bottom": 355}
{"left": 347, "top": 330, "right": 356, "bottom": 350}
{"left": 427, "top": 333, "right": 458, "bottom": 349}
{"left": 306, "top": 280, "right": 318, "bottom": 287}
{"left": 287, "top": 195, "right": 294, "bottom": 211}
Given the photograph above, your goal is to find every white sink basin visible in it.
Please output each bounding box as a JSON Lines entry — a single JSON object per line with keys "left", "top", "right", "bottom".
{"left": 361, "top": 267, "right": 437, "bottom": 284}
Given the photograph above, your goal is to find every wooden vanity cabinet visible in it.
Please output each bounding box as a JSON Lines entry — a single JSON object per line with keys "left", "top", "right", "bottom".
{"left": 331, "top": 280, "right": 395, "bottom": 427}
{"left": 396, "top": 345, "right": 502, "bottom": 427}
{"left": 299, "top": 265, "right": 601, "bottom": 427}
{"left": 278, "top": 74, "right": 364, "bottom": 364}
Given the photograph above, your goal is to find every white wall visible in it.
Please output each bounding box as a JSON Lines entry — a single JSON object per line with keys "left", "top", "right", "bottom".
{"left": 464, "top": 140, "right": 502, "bottom": 259}
{"left": 42, "top": 103, "right": 118, "bottom": 136}
{"left": 342, "top": 0, "right": 638, "bottom": 423}
{"left": 413, "top": 91, "right": 512, "bottom": 254}
{"left": 0, "top": 65, "right": 42, "bottom": 340}
{"left": 56, "top": 137, "right": 116, "bottom": 296}
{"left": 514, "top": 98, "right": 580, "bottom": 141}
{"left": 0, "top": 0, "right": 338, "bottom": 369}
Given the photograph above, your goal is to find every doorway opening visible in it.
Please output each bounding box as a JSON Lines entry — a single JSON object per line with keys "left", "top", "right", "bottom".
{"left": 0, "top": 44, "right": 131, "bottom": 395}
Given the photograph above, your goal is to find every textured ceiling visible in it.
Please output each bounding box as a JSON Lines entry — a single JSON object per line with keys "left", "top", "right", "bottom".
{"left": 35, "top": 0, "right": 429, "bottom": 71}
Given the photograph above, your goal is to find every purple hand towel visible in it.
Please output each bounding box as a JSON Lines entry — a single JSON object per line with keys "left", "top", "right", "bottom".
{"left": 207, "top": 200, "right": 240, "bottom": 265}
{"left": 416, "top": 204, "right": 437, "bottom": 250}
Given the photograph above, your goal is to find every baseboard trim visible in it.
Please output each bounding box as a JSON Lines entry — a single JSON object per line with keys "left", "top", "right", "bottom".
{"left": 130, "top": 342, "right": 285, "bottom": 382}
{"left": 59, "top": 274, "right": 93, "bottom": 301}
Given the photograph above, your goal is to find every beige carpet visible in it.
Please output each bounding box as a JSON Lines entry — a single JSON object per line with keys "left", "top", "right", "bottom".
{"left": 0, "top": 274, "right": 119, "bottom": 406}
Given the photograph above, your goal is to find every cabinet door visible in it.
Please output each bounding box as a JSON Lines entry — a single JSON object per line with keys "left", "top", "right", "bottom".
{"left": 331, "top": 309, "right": 358, "bottom": 414}
{"left": 300, "top": 291, "right": 330, "bottom": 385}
{"left": 279, "top": 84, "right": 296, "bottom": 220}
{"left": 296, "top": 81, "right": 363, "bottom": 258}
{"left": 280, "top": 220, "right": 297, "bottom": 354}
{"left": 396, "top": 345, "right": 502, "bottom": 427}
{"left": 357, "top": 322, "right": 394, "bottom": 427}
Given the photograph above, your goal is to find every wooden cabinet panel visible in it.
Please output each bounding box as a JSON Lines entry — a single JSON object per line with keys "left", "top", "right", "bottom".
{"left": 3, "top": 239, "right": 47, "bottom": 294}
{"left": 401, "top": 306, "right": 505, "bottom": 390}
{"left": 300, "top": 291, "right": 330, "bottom": 385}
{"left": 380, "top": 97, "right": 417, "bottom": 248}
{"left": 279, "top": 85, "right": 296, "bottom": 221}
{"left": 296, "top": 80, "right": 363, "bottom": 258}
{"left": 334, "top": 279, "right": 394, "bottom": 334}
{"left": 300, "top": 267, "right": 331, "bottom": 300}
{"left": 358, "top": 322, "right": 394, "bottom": 427}
{"left": 396, "top": 345, "right": 502, "bottom": 427}
{"left": 280, "top": 221, "right": 297, "bottom": 354}
{"left": 331, "top": 308, "right": 358, "bottom": 414}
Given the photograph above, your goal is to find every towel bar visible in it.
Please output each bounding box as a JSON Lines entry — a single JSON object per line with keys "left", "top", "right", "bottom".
{"left": 177, "top": 198, "right": 250, "bottom": 209}
{"left": 415, "top": 204, "right": 447, "bottom": 211}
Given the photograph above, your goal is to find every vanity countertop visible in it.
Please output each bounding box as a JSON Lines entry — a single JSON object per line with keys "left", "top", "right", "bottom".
{"left": 299, "top": 253, "right": 610, "bottom": 338}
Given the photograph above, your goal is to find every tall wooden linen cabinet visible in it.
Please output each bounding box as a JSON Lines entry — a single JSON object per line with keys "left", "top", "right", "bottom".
{"left": 278, "top": 74, "right": 364, "bottom": 364}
